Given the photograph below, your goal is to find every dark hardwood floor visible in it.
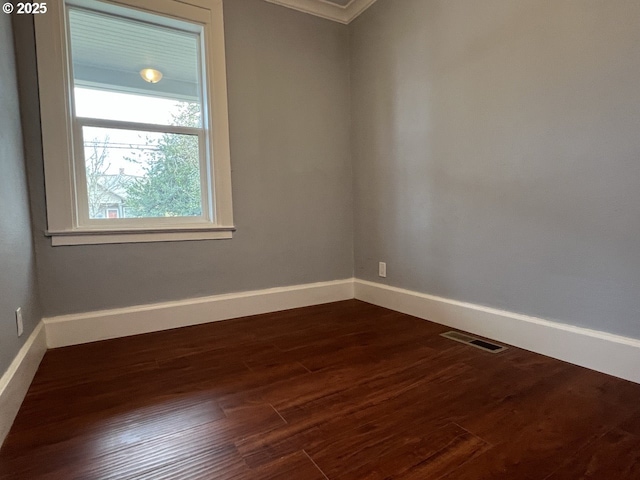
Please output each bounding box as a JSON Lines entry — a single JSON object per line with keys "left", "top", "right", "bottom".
{"left": 2, "top": 299, "right": 640, "bottom": 479}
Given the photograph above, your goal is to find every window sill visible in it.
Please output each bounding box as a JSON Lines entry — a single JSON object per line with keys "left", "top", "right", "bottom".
{"left": 46, "top": 226, "right": 235, "bottom": 246}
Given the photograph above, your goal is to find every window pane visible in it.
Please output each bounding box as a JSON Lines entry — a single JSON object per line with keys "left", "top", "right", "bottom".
{"left": 83, "top": 126, "right": 203, "bottom": 219}
{"left": 68, "top": 7, "right": 202, "bottom": 127}
{"left": 75, "top": 88, "right": 201, "bottom": 128}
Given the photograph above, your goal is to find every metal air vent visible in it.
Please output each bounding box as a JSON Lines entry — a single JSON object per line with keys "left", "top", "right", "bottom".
{"left": 441, "top": 331, "right": 507, "bottom": 353}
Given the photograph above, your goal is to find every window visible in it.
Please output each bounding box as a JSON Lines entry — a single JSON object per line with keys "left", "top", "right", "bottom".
{"left": 34, "top": 0, "right": 234, "bottom": 245}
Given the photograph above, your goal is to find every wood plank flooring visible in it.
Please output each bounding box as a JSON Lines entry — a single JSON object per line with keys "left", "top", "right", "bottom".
{"left": 2, "top": 299, "right": 640, "bottom": 479}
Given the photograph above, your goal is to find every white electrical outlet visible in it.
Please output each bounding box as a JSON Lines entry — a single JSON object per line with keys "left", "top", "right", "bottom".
{"left": 16, "top": 307, "right": 24, "bottom": 337}
{"left": 378, "top": 262, "right": 387, "bottom": 278}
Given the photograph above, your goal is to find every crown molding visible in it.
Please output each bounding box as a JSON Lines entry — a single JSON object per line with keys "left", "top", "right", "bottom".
{"left": 263, "top": 0, "right": 376, "bottom": 24}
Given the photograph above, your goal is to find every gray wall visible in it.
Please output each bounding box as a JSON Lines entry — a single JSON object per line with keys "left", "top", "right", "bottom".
{"left": 0, "top": 14, "right": 42, "bottom": 375}
{"left": 351, "top": 0, "right": 640, "bottom": 338}
{"left": 15, "top": 0, "right": 353, "bottom": 317}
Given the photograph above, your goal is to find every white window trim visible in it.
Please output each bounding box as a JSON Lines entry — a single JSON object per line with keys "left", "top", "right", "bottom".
{"left": 34, "top": 0, "right": 234, "bottom": 246}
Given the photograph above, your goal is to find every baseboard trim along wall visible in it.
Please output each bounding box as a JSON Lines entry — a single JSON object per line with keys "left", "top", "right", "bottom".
{"left": 0, "top": 321, "right": 47, "bottom": 448}
{"left": 44, "top": 279, "right": 355, "bottom": 348}
{"left": 354, "top": 279, "right": 640, "bottom": 384}
{"left": 39, "top": 277, "right": 640, "bottom": 384}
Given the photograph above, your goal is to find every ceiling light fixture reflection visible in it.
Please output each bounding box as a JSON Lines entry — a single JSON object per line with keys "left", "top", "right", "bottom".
{"left": 140, "top": 68, "right": 163, "bottom": 84}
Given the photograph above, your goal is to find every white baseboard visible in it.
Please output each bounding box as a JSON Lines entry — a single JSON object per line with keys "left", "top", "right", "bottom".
{"left": 44, "top": 279, "right": 355, "bottom": 348}
{"left": 354, "top": 279, "right": 640, "bottom": 384}
{"left": 40, "top": 277, "right": 640, "bottom": 384}
{"left": 0, "top": 321, "right": 47, "bottom": 448}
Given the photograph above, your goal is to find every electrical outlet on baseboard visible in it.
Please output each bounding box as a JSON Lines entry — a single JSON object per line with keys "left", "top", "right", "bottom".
{"left": 378, "top": 262, "right": 387, "bottom": 278}
{"left": 16, "top": 307, "right": 24, "bottom": 337}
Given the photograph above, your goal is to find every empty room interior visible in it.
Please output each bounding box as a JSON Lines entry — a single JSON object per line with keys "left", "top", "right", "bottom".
{"left": 2, "top": 0, "right": 640, "bottom": 477}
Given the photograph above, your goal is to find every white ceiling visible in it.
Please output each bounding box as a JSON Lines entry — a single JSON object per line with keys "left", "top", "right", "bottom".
{"left": 68, "top": 7, "right": 200, "bottom": 100}
{"left": 264, "top": 0, "right": 377, "bottom": 24}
